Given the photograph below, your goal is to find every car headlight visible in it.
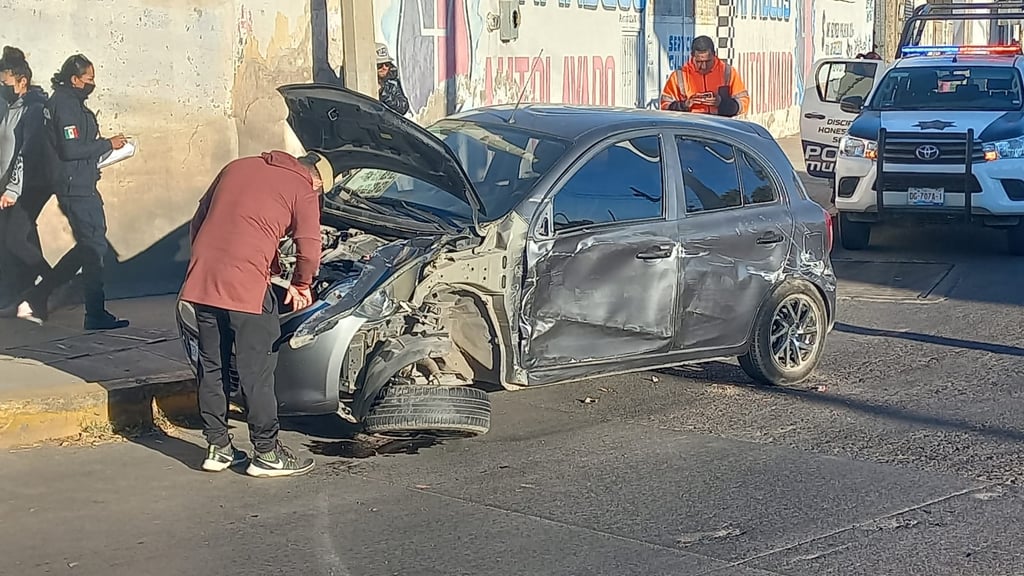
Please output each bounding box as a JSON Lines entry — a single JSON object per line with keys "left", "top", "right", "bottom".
{"left": 982, "top": 136, "right": 1024, "bottom": 161}
{"left": 839, "top": 136, "right": 878, "bottom": 159}
{"left": 354, "top": 284, "right": 397, "bottom": 321}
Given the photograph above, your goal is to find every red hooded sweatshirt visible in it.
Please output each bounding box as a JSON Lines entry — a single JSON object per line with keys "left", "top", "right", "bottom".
{"left": 181, "top": 151, "right": 321, "bottom": 314}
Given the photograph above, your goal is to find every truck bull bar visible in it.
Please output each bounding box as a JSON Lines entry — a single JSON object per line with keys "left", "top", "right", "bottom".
{"left": 875, "top": 127, "right": 975, "bottom": 223}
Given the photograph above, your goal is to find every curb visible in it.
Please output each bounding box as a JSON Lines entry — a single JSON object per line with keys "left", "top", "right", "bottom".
{"left": 0, "top": 370, "right": 199, "bottom": 449}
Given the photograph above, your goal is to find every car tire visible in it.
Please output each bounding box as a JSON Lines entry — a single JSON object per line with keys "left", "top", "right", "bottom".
{"left": 1007, "top": 223, "right": 1024, "bottom": 256}
{"left": 738, "top": 280, "right": 828, "bottom": 387}
{"left": 363, "top": 384, "right": 491, "bottom": 438}
{"left": 839, "top": 213, "right": 871, "bottom": 250}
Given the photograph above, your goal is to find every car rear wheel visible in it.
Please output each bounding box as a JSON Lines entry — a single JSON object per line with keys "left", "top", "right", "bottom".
{"left": 739, "top": 281, "right": 827, "bottom": 387}
{"left": 839, "top": 213, "right": 871, "bottom": 250}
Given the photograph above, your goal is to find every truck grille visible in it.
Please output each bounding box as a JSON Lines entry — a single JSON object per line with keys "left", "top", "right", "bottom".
{"left": 881, "top": 132, "right": 985, "bottom": 165}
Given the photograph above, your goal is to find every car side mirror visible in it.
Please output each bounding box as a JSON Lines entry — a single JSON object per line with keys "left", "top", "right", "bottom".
{"left": 839, "top": 95, "right": 864, "bottom": 114}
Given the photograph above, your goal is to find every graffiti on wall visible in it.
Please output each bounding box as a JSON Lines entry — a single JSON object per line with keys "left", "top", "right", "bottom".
{"left": 376, "top": 0, "right": 642, "bottom": 121}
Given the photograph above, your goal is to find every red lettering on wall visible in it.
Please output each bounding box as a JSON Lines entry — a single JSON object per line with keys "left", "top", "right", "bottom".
{"left": 737, "top": 51, "right": 793, "bottom": 115}
{"left": 484, "top": 55, "right": 615, "bottom": 106}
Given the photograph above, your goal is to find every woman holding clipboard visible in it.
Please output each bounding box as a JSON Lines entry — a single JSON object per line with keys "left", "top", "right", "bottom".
{"left": 16, "top": 54, "right": 131, "bottom": 330}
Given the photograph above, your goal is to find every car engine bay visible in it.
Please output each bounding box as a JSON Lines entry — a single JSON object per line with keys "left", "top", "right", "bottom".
{"left": 275, "top": 225, "right": 390, "bottom": 298}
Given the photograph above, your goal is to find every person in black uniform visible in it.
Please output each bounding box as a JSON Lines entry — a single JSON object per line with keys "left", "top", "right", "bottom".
{"left": 15, "top": 54, "right": 129, "bottom": 329}
{"left": 0, "top": 47, "right": 53, "bottom": 311}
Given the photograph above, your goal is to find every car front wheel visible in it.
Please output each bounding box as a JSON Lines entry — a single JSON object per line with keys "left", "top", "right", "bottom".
{"left": 739, "top": 281, "right": 828, "bottom": 387}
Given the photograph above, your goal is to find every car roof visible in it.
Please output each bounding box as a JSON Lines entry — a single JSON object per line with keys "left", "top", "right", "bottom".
{"left": 444, "top": 104, "right": 774, "bottom": 143}
{"left": 893, "top": 54, "right": 1024, "bottom": 68}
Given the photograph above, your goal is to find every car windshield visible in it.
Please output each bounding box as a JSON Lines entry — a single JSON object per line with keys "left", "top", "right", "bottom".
{"left": 869, "top": 65, "right": 1024, "bottom": 111}
{"left": 326, "top": 119, "right": 572, "bottom": 225}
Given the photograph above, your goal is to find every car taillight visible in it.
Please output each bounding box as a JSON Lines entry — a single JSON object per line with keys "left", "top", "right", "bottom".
{"left": 824, "top": 209, "right": 834, "bottom": 253}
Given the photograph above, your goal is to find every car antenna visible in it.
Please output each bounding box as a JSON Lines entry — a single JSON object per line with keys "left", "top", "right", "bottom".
{"left": 507, "top": 48, "right": 544, "bottom": 125}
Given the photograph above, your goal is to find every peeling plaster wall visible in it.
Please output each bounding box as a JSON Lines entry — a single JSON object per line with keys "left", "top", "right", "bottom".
{"left": 374, "top": 0, "right": 647, "bottom": 126}
{"left": 0, "top": 0, "right": 343, "bottom": 297}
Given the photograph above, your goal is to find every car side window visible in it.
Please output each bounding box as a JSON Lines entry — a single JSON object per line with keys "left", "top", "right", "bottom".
{"left": 552, "top": 135, "right": 664, "bottom": 233}
{"left": 738, "top": 150, "right": 778, "bottom": 205}
{"left": 678, "top": 137, "right": 779, "bottom": 213}
{"left": 677, "top": 137, "right": 742, "bottom": 213}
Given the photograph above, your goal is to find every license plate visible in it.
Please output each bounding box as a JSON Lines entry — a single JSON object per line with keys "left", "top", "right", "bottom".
{"left": 182, "top": 332, "right": 200, "bottom": 370}
{"left": 908, "top": 187, "right": 945, "bottom": 206}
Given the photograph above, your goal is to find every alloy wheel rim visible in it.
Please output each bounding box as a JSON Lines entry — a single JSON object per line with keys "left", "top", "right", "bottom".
{"left": 769, "top": 294, "right": 820, "bottom": 371}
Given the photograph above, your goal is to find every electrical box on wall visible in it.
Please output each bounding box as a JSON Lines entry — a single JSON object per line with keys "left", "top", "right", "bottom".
{"left": 498, "top": 0, "right": 521, "bottom": 42}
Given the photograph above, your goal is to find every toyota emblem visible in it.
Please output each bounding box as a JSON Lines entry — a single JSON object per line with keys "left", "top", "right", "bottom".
{"left": 915, "top": 144, "right": 941, "bottom": 161}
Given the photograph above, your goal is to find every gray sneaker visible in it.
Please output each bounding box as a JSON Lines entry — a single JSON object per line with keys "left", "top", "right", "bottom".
{"left": 245, "top": 442, "right": 315, "bottom": 478}
{"left": 201, "top": 442, "right": 249, "bottom": 472}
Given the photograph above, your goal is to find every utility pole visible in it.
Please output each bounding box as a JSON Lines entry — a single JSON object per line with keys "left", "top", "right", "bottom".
{"left": 340, "top": 0, "right": 378, "bottom": 98}
{"left": 875, "top": 0, "right": 907, "bottom": 61}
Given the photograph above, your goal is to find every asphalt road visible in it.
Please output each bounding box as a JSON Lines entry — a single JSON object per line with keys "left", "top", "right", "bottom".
{"left": 4, "top": 154, "right": 1024, "bottom": 576}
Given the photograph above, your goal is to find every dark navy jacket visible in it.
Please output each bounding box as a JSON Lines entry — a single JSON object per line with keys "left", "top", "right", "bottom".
{"left": 44, "top": 84, "right": 112, "bottom": 197}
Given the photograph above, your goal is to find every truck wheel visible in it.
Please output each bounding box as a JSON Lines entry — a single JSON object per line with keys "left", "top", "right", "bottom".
{"left": 1008, "top": 223, "right": 1024, "bottom": 256}
{"left": 738, "top": 280, "right": 828, "bottom": 387}
{"left": 839, "top": 213, "right": 871, "bottom": 250}
{"left": 364, "top": 383, "right": 491, "bottom": 438}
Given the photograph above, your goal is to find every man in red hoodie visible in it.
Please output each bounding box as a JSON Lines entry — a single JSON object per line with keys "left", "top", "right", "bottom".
{"left": 181, "top": 149, "right": 333, "bottom": 478}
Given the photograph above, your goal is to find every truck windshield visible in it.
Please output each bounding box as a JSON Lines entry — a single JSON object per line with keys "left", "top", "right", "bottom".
{"left": 869, "top": 65, "right": 1023, "bottom": 111}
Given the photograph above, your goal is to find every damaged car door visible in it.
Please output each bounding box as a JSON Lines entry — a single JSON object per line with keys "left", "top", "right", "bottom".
{"left": 521, "top": 132, "right": 680, "bottom": 382}
{"left": 673, "top": 133, "right": 795, "bottom": 351}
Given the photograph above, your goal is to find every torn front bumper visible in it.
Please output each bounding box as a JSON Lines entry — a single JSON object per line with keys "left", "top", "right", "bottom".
{"left": 175, "top": 299, "right": 367, "bottom": 417}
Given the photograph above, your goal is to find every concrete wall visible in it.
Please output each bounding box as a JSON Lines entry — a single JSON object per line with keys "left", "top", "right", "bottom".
{"left": 2, "top": 0, "right": 346, "bottom": 297}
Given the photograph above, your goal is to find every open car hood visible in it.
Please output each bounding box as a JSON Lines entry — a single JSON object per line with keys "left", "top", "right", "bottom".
{"left": 278, "top": 84, "right": 483, "bottom": 222}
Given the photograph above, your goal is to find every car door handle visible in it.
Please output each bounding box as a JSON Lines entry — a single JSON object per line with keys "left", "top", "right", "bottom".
{"left": 756, "top": 232, "right": 785, "bottom": 245}
{"left": 636, "top": 244, "right": 674, "bottom": 260}
{"left": 804, "top": 112, "right": 826, "bottom": 120}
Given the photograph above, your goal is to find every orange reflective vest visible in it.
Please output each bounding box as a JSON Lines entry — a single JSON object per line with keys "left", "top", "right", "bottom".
{"left": 659, "top": 59, "right": 750, "bottom": 116}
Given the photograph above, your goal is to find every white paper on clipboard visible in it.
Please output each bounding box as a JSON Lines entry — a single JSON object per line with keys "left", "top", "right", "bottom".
{"left": 98, "top": 140, "right": 137, "bottom": 169}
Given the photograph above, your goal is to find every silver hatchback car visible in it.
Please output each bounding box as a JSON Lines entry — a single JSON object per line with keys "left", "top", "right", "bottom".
{"left": 176, "top": 84, "right": 837, "bottom": 439}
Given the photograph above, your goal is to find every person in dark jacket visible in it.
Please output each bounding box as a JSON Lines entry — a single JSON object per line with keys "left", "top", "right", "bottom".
{"left": 182, "top": 150, "right": 332, "bottom": 477}
{"left": 376, "top": 43, "right": 410, "bottom": 116}
{"left": 0, "top": 47, "right": 53, "bottom": 312}
{"left": 15, "top": 54, "right": 129, "bottom": 329}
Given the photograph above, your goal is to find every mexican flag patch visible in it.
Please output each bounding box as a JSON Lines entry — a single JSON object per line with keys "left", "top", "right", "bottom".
{"left": 63, "top": 125, "right": 80, "bottom": 140}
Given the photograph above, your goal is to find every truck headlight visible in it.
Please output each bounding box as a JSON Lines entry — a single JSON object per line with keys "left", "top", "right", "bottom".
{"left": 982, "top": 136, "right": 1024, "bottom": 161}
{"left": 839, "top": 136, "right": 877, "bottom": 160}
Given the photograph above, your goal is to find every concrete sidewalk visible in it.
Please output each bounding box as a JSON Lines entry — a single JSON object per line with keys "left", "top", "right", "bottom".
{"left": 0, "top": 295, "right": 196, "bottom": 448}
{"left": 0, "top": 134, "right": 822, "bottom": 449}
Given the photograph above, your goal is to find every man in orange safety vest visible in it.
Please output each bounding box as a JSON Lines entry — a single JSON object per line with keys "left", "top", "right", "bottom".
{"left": 660, "top": 36, "right": 750, "bottom": 117}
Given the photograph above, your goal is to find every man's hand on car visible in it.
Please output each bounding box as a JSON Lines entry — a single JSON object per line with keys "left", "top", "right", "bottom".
{"left": 0, "top": 194, "right": 16, "bottom": 210}
{"left": 285, "top": 284, "right": 314, "bottom": 311}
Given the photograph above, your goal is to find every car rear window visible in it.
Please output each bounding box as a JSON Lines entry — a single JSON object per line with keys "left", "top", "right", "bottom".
{"left": 869, "top": 65, "right": 1023, "bottom": 111}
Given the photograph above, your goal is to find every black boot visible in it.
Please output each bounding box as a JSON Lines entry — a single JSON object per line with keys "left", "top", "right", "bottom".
{"left": 84, "top": 309, "right": 130, "bottom": 331}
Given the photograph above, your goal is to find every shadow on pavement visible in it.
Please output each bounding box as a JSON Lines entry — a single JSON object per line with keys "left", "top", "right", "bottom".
{"left": 836, "top": 322, "right": 1024, "bottom": 357}
{"left": 664, "top": 361, "right": 1024, "bottom": 445}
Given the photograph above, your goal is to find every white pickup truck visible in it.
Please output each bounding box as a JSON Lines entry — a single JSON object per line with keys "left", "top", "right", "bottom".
{"left": 798, "top": 2, "right": 1024, "bottom": 253}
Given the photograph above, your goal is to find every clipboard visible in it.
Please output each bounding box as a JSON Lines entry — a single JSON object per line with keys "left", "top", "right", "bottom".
{"left": 98, "top": 140, "right": 137, "bottom": 169}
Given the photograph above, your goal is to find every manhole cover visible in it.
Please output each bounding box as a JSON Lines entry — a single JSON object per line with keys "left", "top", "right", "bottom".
{"left": 834, "top": 260, "right": 956, "bottom": 302}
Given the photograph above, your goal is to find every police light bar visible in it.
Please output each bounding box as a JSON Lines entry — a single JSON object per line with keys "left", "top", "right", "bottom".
{"left": 901, "top": 44, "right": 1022, "bottom": 57}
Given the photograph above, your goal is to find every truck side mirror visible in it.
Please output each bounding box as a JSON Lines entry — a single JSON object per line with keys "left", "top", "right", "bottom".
{"left": 840, "top": 96, "right": 864, "bottom": 114}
